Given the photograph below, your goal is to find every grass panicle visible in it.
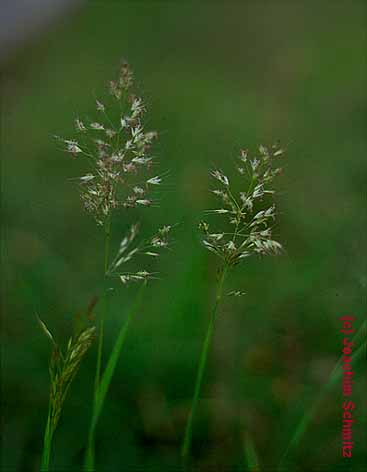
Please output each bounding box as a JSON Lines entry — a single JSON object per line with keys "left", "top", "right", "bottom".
{"left": 200, "top": 143, "right": 284, "bottom": 267}
{"left": 57, "top": 62, "right": 161, "bottom": 226}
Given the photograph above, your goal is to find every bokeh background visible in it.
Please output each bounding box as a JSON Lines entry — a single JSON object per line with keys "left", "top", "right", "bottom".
{"left": 1, "top": 1, "right": 366, "bottom": 470}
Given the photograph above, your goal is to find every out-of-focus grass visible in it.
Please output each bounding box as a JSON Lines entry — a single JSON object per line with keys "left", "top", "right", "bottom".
{"left": 1, "top": 2, "right": 366, "bottom": 471}
{"left": 244, "top": 432, "right": 261, "bottom": 471}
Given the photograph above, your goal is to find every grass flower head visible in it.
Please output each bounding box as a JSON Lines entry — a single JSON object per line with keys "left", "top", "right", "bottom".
{"left": 200, "top": 143, "right": 285, "bottom": 267}
{"left": 58, "top": 61, "right": 161, "bottom": 226}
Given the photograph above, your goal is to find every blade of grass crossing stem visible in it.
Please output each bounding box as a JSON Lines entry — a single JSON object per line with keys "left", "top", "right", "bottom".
{"left": 278, "top": 320, "right": 366, "bottom": 469}
{"left": 85, "top": 283, "right": 146, "bottom": 470}
{"left": 94, "top": 283, "right": 146, "bottom": 426}
{"left": 181, "top": 267, "right": 227, "bottom": 461}
{"left": 244, "top": 432, "right": 261, "bottom": 472}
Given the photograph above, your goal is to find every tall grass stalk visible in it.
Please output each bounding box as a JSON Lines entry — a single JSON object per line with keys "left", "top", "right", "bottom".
{"left": 87, "top": 216, "right": 112, "bottom": 469}
{"left": 94, "top": 216, "right": 112, "bottom": 396}
{"left": 181, "top": 266, "right": 227, "bottom": 460}
{"left": 58, "top": 62, "right": 173, "bottom": 470}
{"left": 182, "top": 144, "right": 285, "bottom": 461}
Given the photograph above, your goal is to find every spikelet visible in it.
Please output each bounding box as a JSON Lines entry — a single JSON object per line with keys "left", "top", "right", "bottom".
{"left": 108, "top": 223, "right": 173, "bottom": 286}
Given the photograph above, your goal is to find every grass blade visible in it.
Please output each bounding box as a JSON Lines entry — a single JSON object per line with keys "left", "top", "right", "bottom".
{"left": 243, "top": 432, "right": 261, "bottom": 472}
{"left": 85, "top": 283, "right": 146, "bottom": 470}
{"left": 40, "top": 407, "right": 53, "bottom": 471}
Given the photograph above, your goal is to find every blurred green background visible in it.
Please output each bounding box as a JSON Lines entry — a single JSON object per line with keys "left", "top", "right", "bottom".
{"left": 1, "top": 1, "right": 366, "bottom": 470}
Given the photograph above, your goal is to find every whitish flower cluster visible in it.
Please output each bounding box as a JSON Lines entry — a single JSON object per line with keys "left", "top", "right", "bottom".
{"left": 107, "top": 223, "right": 172, "bottom": 285}
{"left": 58, "top": 62, "right": 161, "bottom": 225}
{"left": 200, "top": 143, "right": 285, "bottom": 267}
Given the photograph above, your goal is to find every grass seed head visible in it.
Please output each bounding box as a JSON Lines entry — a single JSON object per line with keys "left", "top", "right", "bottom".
{"left": 40, "top": 320, "right": 96, "bottom": 434}
{"left": 201, "top": 143, "right": 285, "bottom": 267}
{"left": 59, "top": 62, "right": 161, "bottom": 225}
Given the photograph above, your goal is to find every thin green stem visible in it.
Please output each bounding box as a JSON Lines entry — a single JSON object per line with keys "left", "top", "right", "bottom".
{"left": 181, "top": 266, "right": 228, "bottom": 461}
{"left": 40, "top": 405, "right": 53, "bottom": 471}
{"left": 85, "top": 283, "right": 147, "bottom": 471}
{"left": 94, "top": 216, "right": 112, "bottom": 398}
{"left": 86, "top": 216, "right": 111, "bottom": 471}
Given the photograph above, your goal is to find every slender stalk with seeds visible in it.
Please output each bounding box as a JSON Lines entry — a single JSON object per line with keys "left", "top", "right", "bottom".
{"left": 39, "top": 319, "right": 96, "bottom": 471}
{"left": 58, "top": 61, "right": 171, "bottom": 470}
{"left": 181, "top": 143, "right": 285, "bottom": 461}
